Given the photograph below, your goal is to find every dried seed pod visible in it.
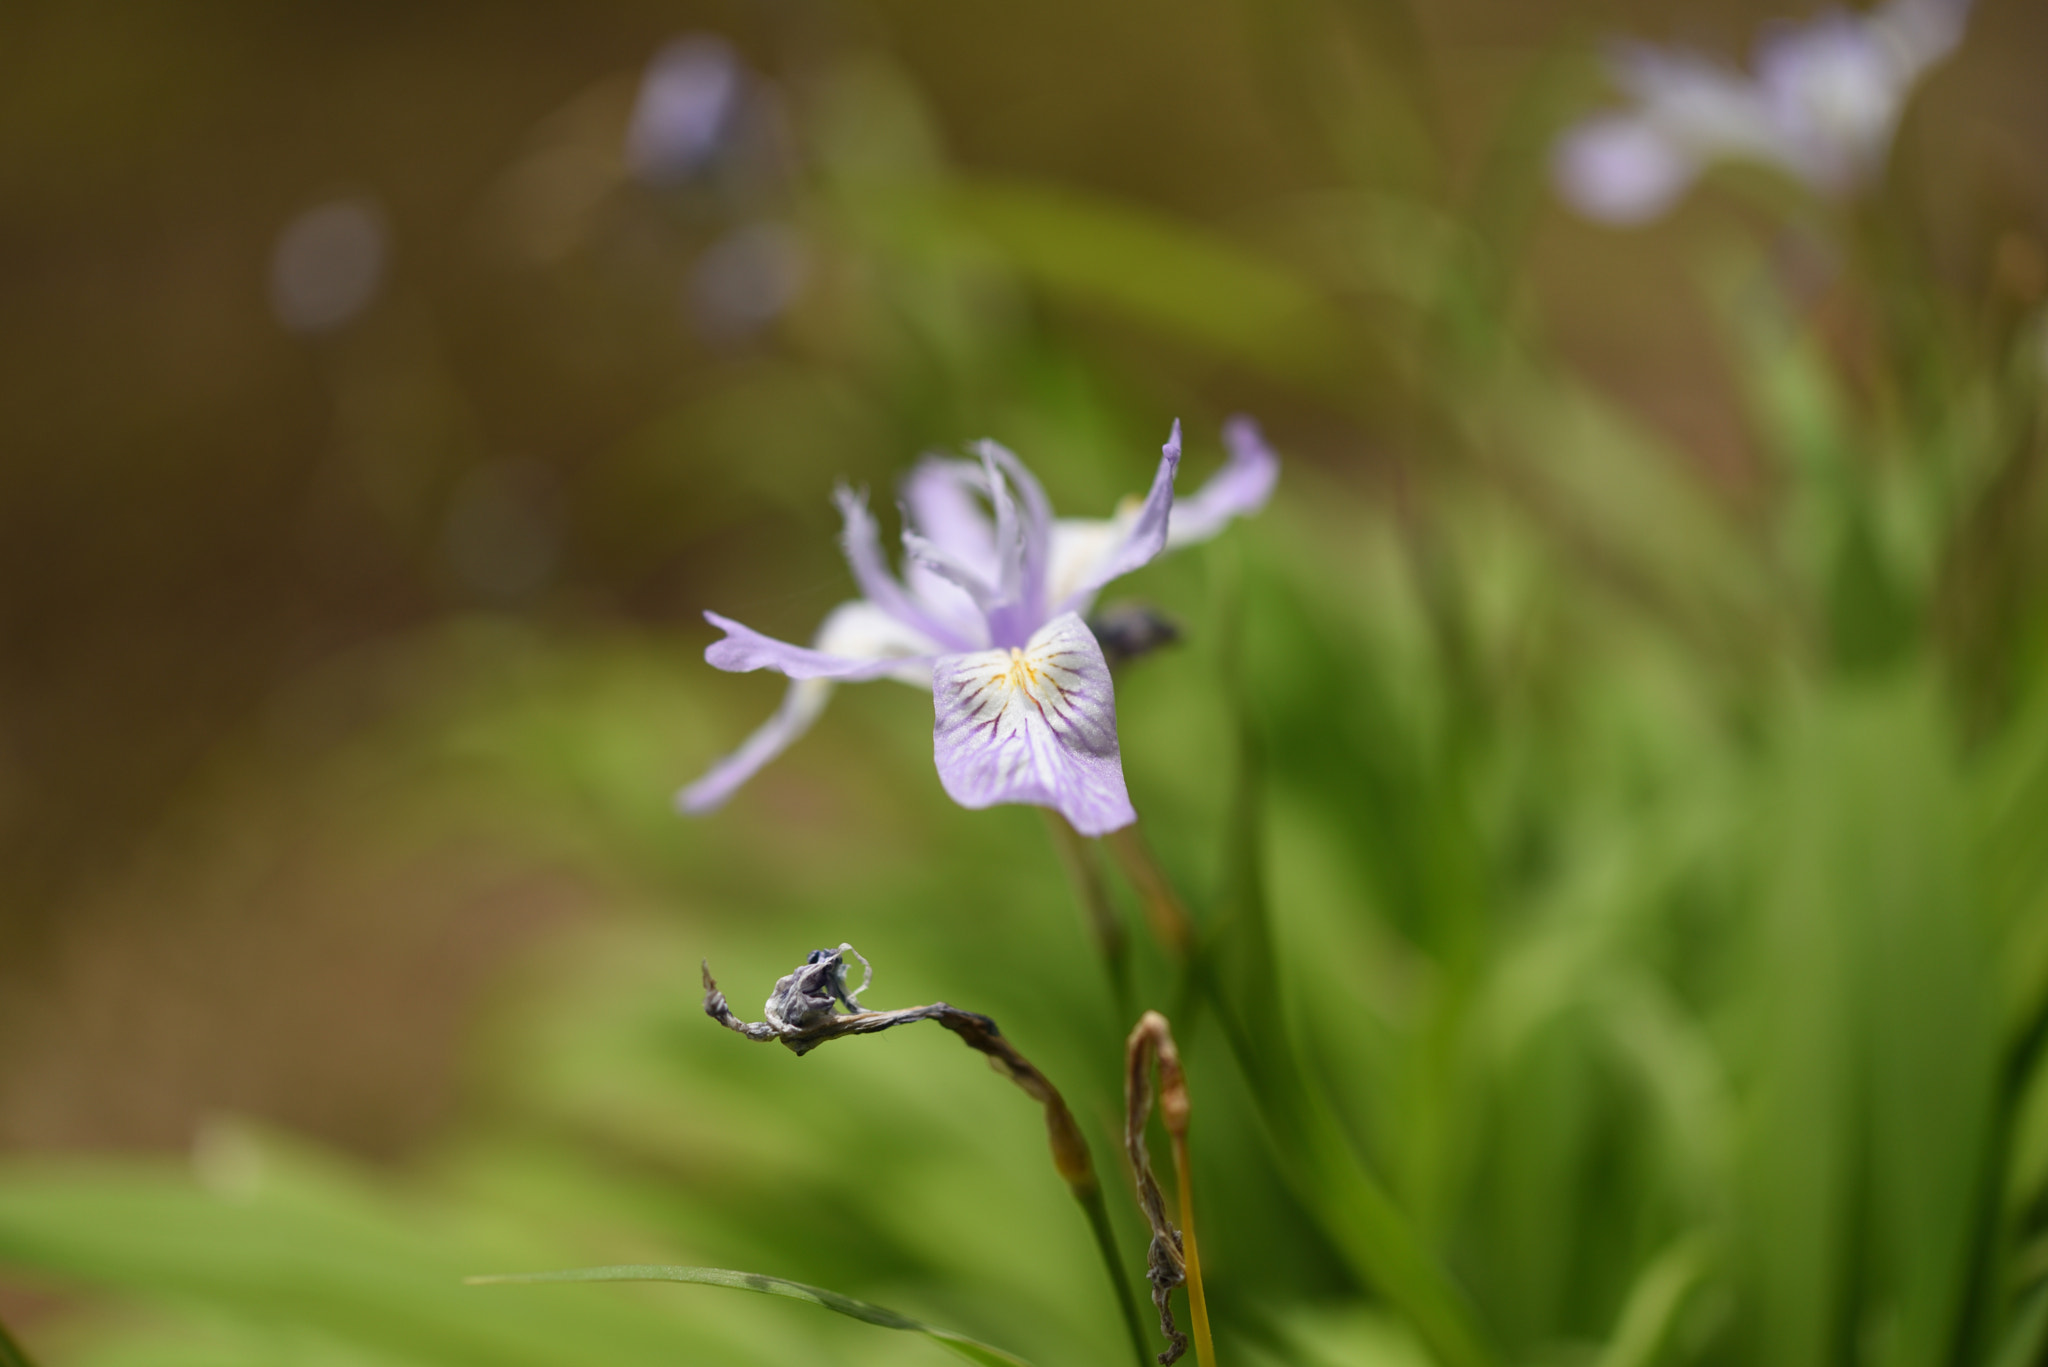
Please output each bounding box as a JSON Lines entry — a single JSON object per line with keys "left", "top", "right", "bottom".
{"left": 707, "top": 946, "right": 1156, "bottom": 1365}
{"left": 1125, "top": 1011, "right": 1211, "bottom": 1367}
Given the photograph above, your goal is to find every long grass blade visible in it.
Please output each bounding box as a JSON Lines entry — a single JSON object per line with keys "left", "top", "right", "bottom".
{"left": 468, "top": 1265, "right": 1031, "bottom": 1367}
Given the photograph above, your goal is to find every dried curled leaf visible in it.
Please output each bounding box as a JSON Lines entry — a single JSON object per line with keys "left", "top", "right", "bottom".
{"left": 703, "top": 947, "right": 1097, "bottom": 1194}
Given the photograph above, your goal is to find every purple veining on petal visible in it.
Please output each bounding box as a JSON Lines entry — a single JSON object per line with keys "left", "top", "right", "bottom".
{"left": 930, "top": 612, "right": 1135, "bottom": 835}
{"left": 704, "top": 608, "right": 937, "bottom": 680}
{"left": 1052, "top": 421, "right": 1182, "bottom": 617}
{"left": 1167, "top": 415, "right": 1282, "bottom": 548}
{"left": 682, "top": 420, "right": 1276, "bottom": 823}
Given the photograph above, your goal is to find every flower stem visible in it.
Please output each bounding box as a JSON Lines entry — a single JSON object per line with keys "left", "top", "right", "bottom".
{"left": 703, "top": 952, "right": 1149, "bottom": 1367}
{"left": 1076, "top": 1178, "right": 1158, "bottom": 1367}
{"left": 1104, "top": 824, "right": 1193, "bottom": 958}
{"left": 1043, "top": 811, "right": 1133, "bottom": 1019}
{"left": 1170, "top": 1133, "right": 1216, "bottom": 1367}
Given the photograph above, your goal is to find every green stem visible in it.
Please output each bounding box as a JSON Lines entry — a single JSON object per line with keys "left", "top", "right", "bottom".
{"left": 1044, "top": 811, "right": 1133, "bottom": 1021}
{"left": 1104, "top": 824, "right": 1193, "bottom": 958}
{"left": 0, "top": 1312, "right": 37, "bottom": 1367}
{"left": 1075, "top": 1181, "right": 1155, "bottom": 1367}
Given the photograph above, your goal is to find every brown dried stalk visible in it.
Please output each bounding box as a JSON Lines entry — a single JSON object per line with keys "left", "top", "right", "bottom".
{"left": 702, "top": 945, "right": 1096, "bottom": 1196}
{"left": 1125, "top": 1011, "right": 1214, "bottom": 1367}
{"left": 704, "top": 946, "right": 1155, "bottom": 1365}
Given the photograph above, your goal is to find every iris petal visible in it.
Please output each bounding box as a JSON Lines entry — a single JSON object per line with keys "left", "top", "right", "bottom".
{"left": 975, "top": 439, "right": 1053, "bottom": 621}
{"left": 1554, "top": 114, "right": 1701, "bottom": 223}
{"left": 704, "top": 603, "right": 938, "bottom": 681}
{"left": 681, "top": 601, "right": 937, "bottom": 810}
{"left": 901, "top": 458, "right": 998, "bottom": 576}
{"left": 1166, "top": 415, "right": 1281, "bottom": 548}
{"left": 676, "top": 677, "right": 833, "bottom": 813}
{"left": 834, "top": 485, "right": 974, "bottom": 650}
{"left": 931, "top": 612, "right": 1135, "bottom": 836}
{"left": 1049, "top": 421, "right": 1182, "bottom": 617}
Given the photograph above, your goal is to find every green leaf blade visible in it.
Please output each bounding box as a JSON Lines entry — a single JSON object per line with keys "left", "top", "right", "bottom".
{"left": 468, "top": 1265, "right": 1032, "bottom": 1367}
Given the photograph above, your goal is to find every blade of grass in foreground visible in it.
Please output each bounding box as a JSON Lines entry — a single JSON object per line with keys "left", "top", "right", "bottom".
{"left": 467, "top": 1265, "right": 1032, "bottom": 1367}
{"left": 0, "top": 1313, "right": 35, "bottom": 1367}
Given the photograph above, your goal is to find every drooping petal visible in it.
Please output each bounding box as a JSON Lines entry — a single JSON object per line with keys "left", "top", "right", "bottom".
{"left": 1754, "top": 11, "right": 1905, "bottom": 187}
{"left": 1166, "top": 415, "right": 1280, "bottom": 548}
{"left": 834, "top": 485, "right": 975, "bottom": 650}
{"left": 1047, "top": 421, "right": 1182, "bottom": 618}
{"left": 676, "top": 677, "right": 833, "bottom": 812}
{"left": 930, "top": 611, "right": 1135, "bottom": 836}
{"left": 1878, "top": 0, "right": 1972, "bottom": 74}
{"left": 1614, "top": 46, "right": 1783, "bottom": 163}
{"left": 704, "top": 601, "right": 939, "bottom": 681}
{"left": 1553, "top": 114, "right": 1700, "bottom": 223}
{"left": 681, "top": 601, "right": 935, "bottom": 813}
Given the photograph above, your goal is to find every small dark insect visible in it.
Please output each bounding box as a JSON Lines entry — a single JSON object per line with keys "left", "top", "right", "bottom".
{"left": 1087, "top": 602, "right": 1181, "bottom": 667}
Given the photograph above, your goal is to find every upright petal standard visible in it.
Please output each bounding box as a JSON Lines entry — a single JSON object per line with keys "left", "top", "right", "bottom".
{"left": 678, "top": 420, "right": 1279, "bottom": 834}
{"left": 1553, "top": 0, "right": 1972, "bottom": 223}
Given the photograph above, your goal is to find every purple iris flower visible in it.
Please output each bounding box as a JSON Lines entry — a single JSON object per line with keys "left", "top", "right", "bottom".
{"left": 627, "top": 36, "right": 746, "bottom": 185}
{"left": 1554, "top": 0, "right": 1971, "bottom": 224}
{"left": 678, "top": 419, "right": 1279, "bottom": 835}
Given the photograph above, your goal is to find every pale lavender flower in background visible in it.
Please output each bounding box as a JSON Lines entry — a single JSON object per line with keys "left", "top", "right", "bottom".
{"left": 688, "top": 221, "right": 809, "bottom": 339}
{"left": 677, "top": 420, "right": 1280, "bottom": 835}
{"left": 270, "top": 196, "right": 388, "bottom": 334}
{"left": 1554, "top": 0, "right": 1971, "bottom": 224}
{"left": 627, "top": 36, "right": 745, "bottom": 185}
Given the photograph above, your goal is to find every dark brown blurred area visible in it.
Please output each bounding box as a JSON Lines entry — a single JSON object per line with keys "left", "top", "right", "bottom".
{"left": 2, "top": 0, "right": 2045, "bottom": 1160}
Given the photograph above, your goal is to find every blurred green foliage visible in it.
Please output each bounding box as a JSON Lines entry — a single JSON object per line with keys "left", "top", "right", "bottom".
{"left": 5, "top": 3, "right": 2048, "bottom": 1366}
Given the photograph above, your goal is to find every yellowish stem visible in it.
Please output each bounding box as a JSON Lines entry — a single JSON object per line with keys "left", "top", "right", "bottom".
{"left": 1127, "top": 1011, "right": 1216, "bottom": 1367}
{"left": 1171, "top": 1133, "right": 1217, "bottom": 1367}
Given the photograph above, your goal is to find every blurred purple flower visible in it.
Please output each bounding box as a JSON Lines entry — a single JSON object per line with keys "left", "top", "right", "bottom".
{"left": 270, "top": 197, "right": 387, "bottom": 334}
{"left": 627, "top": 36, "right": 745, "bottom": 184}
{"left": 688, "top": 221, "right": 808, "bottom": 339}
{"left": 678, "top": 420, "right": 1280, "bottom": 834}
{"left": 1555, "top": 0, "right": 1971, "bottom": 223}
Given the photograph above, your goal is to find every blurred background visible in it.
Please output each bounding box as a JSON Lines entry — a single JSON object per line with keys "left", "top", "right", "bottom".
{"left": 5, "top": 1, "right": 2048, "bottom": 1364}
